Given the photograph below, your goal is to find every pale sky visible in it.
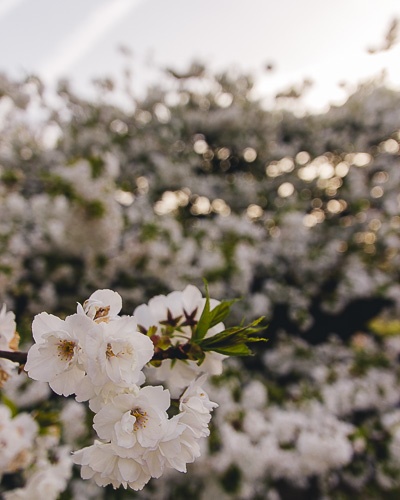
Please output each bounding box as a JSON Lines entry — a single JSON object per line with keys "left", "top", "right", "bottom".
{"left": 1, "top": 0, "right": 400, "bottom": 111}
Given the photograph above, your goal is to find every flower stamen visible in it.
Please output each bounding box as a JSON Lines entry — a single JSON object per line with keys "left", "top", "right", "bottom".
{"left": 131, "top": 408, "right": 148, "bottom": 431}
{"left": 93, "top": 306, "right": 110, "bottom": 323}
{"left": 57, "top": 340, "right": 76, "bottom": 361}
{"left": 106, "top": 343, "right": 115, "bottom": 358}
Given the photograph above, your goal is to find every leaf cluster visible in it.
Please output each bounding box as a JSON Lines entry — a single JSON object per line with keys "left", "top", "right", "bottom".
{"left": 190, "top": 281, "right": 267, "bottom": 360}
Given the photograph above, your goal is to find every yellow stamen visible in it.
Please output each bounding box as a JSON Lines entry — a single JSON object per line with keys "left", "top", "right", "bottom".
{"left": 57, "top": 340, "right": 76, "bottom": 361}
{"left": 94, "top": 306, "right": 111, "bottom": 323}
{"left": 131, "top": 408, "right": 148, "bottom": 431}
{"left": 106, "top": 343, "right": 115, "bottom": 358}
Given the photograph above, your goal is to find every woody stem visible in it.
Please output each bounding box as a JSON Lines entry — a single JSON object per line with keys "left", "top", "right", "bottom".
{"left": 0, "top": 350, "right": 28, "bottom": 364}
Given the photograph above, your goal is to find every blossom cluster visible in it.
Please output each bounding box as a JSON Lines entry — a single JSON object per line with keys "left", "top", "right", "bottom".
{"left": 24, "top": 287, "right": 221, "bottom": 491}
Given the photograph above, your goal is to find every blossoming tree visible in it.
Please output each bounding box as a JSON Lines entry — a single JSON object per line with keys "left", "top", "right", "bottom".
{"left": 2, "top": 64, "right": 400, "bottom": 498}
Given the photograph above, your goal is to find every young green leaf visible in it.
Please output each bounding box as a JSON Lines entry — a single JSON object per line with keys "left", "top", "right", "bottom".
{"left": 208, "top": 298, "right": 239, "bottom": 329}
{"left": 191, "top": 281, "right": 212, "bottom": 342}
{"left": 199, "top": 317, "right": 267, "bottom": 357}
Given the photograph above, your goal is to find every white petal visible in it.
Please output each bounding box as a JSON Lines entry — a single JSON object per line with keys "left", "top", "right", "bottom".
{"left": 65, "top": 313, "right": 97, "bottom": 342}
{"left": 50, "top": 368, "right": 85, "bottom": 396}
{"left": 75, "top": 376, "right": 96, "bottom": 403}
{"left": 118, "top": 457, "right": 143, "bottom": 483}
{"left": 24, "top": 344, "right": 63, "bottom": 381}
{"left": 140, "top": 385, "right": 171, "bottom": 412}
{"left": 132, "top": 304, "right": 155, "bottom": 330}
{"left": 32, "top": 312, "right": 66, "bottom": 342}
{"left": 165, "top": 291, "right": 185, "bottom": 317}
{"left": 102, "top": 316, "right": 137, "bottom": 338}
{"left": 182, "top": 285, "right": 203, "bottom": 313}
{"left": 93, "top": 405, "right": 125, "bottom": 440}
{"left": 89, "top": 289, "right": 122, "bottom": 317}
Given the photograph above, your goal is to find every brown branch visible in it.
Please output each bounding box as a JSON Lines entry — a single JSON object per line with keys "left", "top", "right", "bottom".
{"left": 0, "top": 344, "right": 194, "bottom": 366}
{"left": 0, "top": 350, "right": 27, "bottom": 365}
{"left": 152, "top": 344, "right": 191, "bottom": 361}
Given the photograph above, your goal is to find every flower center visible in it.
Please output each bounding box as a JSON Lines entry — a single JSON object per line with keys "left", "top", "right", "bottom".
{"left": 93, "top": 306, "right": 110, "bottom": 322}
{"left": 106, "top": 343, "right": 115, "bottom": 358}
{"left": 57, "top": 340, "right": 76, "bottom": 361}
{"left": 130, "top": 408, "right": 148, "bottom": 431}
{"left": 83, "top": 299, "right": 111, "bottom": 323}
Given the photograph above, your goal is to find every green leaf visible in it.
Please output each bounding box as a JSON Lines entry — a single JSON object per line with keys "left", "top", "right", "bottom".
{"left": 192, "top": 280, "right": 239, "bottom": 342}
{"left": 208, "top": 298, "right": 239, "bottom": 329}
{"left": 191, "top": 280, "right": 212, "bottom": 342}
{"left": 198, "top": 317, "right": 267, "bottom": 357}
{"left": 146, "top": 325, "right": 158, "bottom": 337}
{"left": 210, "top": 344, "right": 253, "bottom": 357}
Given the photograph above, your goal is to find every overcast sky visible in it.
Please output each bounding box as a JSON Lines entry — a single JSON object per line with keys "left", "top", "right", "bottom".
{"left": 1, "top": 0, "right": 400, "bottom": 111}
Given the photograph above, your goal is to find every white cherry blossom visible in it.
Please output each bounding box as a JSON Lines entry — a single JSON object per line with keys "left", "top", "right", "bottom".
{"left": 93, "top": 385, "right": 171, "bottom": 449}
{"left": 77, "top": 289, "right": 122, "bottom": 323}
{"left": 179, "top": 376, "right": 218, "bottom": 438}
{"left": 0, "top": 304, "right": 19, "bottom": 387}
{"left": 0, "top": 304, "right": 17, "bottom": 349}
{"left": 73, "top": 441, "right": 151, "bottom": 490}
{"left": 84, "top": 316, "right": 154, "bottom": 389}
{"left": 141, "top": 414, "right": 187, "bottom": 477}
{"left": 24, "top": 313, "right": 93, "bottom": 396}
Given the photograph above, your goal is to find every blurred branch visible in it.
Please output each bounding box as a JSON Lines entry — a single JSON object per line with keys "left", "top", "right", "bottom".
{"left": 0, "top": 350, "right": 27, "bottom": 365}
{"left": 367, "top": 18, "right": 399, "bottom": 54}
{"left": 166, "top": 62, "right": 206, "bottom": 79}
{"left": 275, "top": 78, "right": 313, "bottom": 100}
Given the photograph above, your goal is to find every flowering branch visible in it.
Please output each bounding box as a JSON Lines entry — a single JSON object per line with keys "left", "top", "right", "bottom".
{"left": 0, "top": 285, "right": 267, "bottom": 369}
{"left": 151, "top": 343, "right": 193, "bottom": 361}
{"left": 0, "top": 349, "right": 27, "bottom": 364}
{"left": 0, "top": 285, "right": 268, "bottom": 494}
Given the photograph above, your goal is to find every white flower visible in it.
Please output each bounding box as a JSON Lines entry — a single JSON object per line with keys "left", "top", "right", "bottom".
{"left": 84, "top": 316, "right": 154, "bottom": 389}
{"left": 241, "top": 380, "right": 268, "bottom": 410}
{"left": 79, "top": 381, "right": 139, "bottom": 414}
{"left": 141, "top": 414, "right": 187, "bottom": 477}
{"left": 77, "top": 289, "right": 122, "bottom": 323}
{"left": 179, "top": 376, "right": 218, "bottom": 438}
{"left": 24, "top": 313, "right": 92, "bottom": 396}
{"left": 161, "top": 416, "right": 203, "bottom": 473}
{"left": 4, "top": 443, "right": 72, "bottom": 500}
{"left": 0, "top": 405, "right": 38, "bottom": 475}
{"left": 297, "top": 430, "right": 353, "bottom": 474}
{"left": 0, "top": 304, "right": 19, "bottom": 387}
{"left": 24, "top": 470, "right": 67, "bottom": 500}
{"left": 93, "top": 385, "right": 171, "bottom": 449}
{"left": 73, "top": 441, "right": 151, "bottom": 490}
{"left": 0, "top": 304, "right": 17, "bottom": 349}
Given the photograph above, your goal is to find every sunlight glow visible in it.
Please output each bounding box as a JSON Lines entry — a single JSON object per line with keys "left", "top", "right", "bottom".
{"left": 39, "top": 0, "right": 144, "bottom": 83}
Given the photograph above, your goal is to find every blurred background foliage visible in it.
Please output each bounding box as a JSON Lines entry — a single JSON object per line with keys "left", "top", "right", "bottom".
{"left": 1, "top": 66, "right": 400, "bottom": 341}
{"left": 2, "top": 64, "right": 400, "bottom": 498}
